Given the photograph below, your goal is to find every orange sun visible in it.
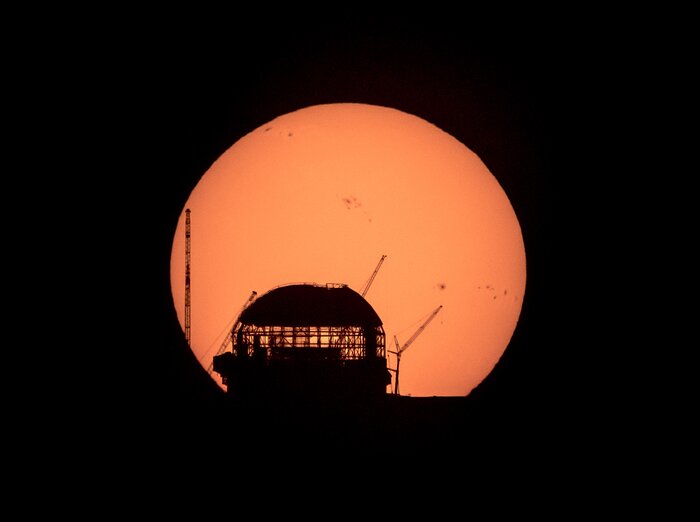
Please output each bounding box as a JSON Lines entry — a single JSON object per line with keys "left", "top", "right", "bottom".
{"left": 170, "top": 102, "right": 526, "bottom": 397}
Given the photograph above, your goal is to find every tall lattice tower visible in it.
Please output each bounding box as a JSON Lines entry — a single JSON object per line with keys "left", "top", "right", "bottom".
{"left": 185, "top": 208, "right": 191, "bottom": 346}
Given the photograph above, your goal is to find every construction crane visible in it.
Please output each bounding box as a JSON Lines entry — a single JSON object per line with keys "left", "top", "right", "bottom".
{"left": 207, "top": 290, "right": 258, "bottom": 374}
{"left": 388, "top": 305, "right": 443, "bottom": 395}
{"left": 361, "top": 254, "right": 387, "bottom": 297}
{"left": 184, "top": 208, "right": 191, "bottom": 346}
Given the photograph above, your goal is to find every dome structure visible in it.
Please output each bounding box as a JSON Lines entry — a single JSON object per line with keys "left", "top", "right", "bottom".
{"left": 212, "top": 282, "right": 390, "bottom": 400}
{"left": 239, "top": 283, "right": 382, "bottom": 327}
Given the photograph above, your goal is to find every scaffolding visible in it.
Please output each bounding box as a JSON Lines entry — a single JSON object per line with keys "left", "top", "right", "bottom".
{"left": 232, "top": 324, "right": 385, "bottom": 360}
{"left": 212, "top": 283, "right": 390, "bottom": 399}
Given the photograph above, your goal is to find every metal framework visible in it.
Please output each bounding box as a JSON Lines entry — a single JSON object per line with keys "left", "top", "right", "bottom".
{"left": 207, "top": 290, "right": 258, "bottom": 374}
{"left": 389, "top": 305, "right": 442, "bottom": 395}
{"left": 361, "top": 254, "right": 387, "bottom": 297}
{"left": 184, "top": 208, "right": 191, "bottom": 346}
{"left": 211, "top": 283, "right": 391, "bottom": 398}
{"left": 232, "top": 324, "right": 385, "bottom": 360}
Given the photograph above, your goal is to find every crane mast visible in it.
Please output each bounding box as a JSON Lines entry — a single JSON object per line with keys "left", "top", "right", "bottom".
{"left": 185, "top": 208, "right": 191, "bottom": 346}
{"left": 361, "top": 254, "right": 387, "bottom": 297}
{"left": 207, "top": 290, "right": 258, "bottom": 374}
{"left": 389, "top": 304, "right": 443, "bottom": 395}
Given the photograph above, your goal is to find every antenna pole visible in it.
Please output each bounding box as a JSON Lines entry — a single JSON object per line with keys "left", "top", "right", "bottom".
{"left": 185, "top": 208, "right": 191, "bottom": 346}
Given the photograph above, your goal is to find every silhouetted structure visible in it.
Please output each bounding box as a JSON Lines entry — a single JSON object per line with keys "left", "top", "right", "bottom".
{"left": 184, "top": 209, "right": 191, "bottom": 346}
{"left": 212, "top": 283, "right": 391, "bottom": 401}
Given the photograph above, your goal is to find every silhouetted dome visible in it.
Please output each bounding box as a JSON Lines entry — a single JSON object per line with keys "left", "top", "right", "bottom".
{"left": 239, "top": 283, "right": 382, "bottom": 327}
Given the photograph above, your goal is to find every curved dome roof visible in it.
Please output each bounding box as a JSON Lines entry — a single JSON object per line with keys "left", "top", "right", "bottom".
{"left": 238, "top": 283, "right": 382, "bottom": 327}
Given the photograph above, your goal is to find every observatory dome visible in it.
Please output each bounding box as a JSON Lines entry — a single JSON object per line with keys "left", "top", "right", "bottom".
{"left": 239, "top": 283, "right": 382, "bottom": 327}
